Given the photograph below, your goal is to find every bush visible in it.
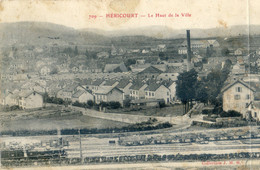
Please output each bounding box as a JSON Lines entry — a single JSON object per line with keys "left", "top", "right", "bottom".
{"left": 220, "top": 110, "right": 242, "bottom": 117}
{"left": 108, "top": 101, "right": 121, "bottom": 109}
{"left": 87, "top": 100, "right": 94, "bottom": 107}
{"left": 202, "top": 108, "right": 213, "bottom": 115}
{"left": 159, "top": 101, "right": 166, "bottom": 108}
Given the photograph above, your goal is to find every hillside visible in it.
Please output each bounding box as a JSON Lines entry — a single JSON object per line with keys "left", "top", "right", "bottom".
{"left": 0, "top": 22, "right": 111, "bottom": 47}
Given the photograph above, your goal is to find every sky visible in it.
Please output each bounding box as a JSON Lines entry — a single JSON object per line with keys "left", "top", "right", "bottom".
{"left": 0, "top": 0, "right": 259, "bottom": 30}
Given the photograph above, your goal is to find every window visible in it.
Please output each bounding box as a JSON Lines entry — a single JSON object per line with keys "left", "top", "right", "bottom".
{"left": 152, "top": 93, "right": 154, "bottom": 96}
{"left": 234, "top": 95, "right": 240, "bottom": 100}
{"left": 149, "top": 92, "right": 151, "bottom": 96}
{"left": 133, "top": 91, "right": 135, "bottom": 95}
{"left": 167, "top": 92, "right": 169, "bottom": 96}
{"left": 255, "top": 112, "right": 257, "bottom": 118}
{"left": 145, "top": 92, "right": 148, "bottom": 95}
{"left": 130, "top": 91, "right": 132, "bottom": 94}
{"left": 246, "top": 94, "right": 250, "bottom": 99}
{"left": 236, "top": 87, "right": 242, "bottom": 92}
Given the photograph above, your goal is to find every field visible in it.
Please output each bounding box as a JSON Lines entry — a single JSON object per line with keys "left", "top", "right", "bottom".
{"left": 107, "top": 105, "right": 185, "bottom": 117}
{"left": 0, "top": 106, "right": 128, "bottom": 132}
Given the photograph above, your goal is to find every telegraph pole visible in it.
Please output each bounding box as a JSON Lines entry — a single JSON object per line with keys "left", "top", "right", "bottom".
{"left": 78, "top": 129, "right": 83, "bottom": 164}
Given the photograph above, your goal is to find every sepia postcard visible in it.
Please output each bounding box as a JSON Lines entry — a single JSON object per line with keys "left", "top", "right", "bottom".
{"left": 0, "top": 0, "right": 260, "bottom": 169}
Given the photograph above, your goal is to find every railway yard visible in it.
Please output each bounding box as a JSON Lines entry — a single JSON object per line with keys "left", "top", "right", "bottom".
{"left": 1, "top": 125, "right": 260, "bottom": 167}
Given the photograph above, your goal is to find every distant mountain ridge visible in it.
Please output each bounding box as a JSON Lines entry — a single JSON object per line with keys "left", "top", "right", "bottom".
{"left": 84, "top": 25, "right": 260, "bottom": 39}
{"left": 0, "top": 22, "right": 260, "bottom": 47}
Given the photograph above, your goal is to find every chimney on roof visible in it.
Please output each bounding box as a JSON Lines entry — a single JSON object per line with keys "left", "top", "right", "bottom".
{"left": 186, "top": 30, "right": 191, "bottom": 71}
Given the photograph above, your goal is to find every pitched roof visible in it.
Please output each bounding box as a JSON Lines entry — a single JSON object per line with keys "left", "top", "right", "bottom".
{"left": 138, "top": 66, "right": 163, "bottom": 74}
{"left": 129, "top": 82, "right": 147, "bottom": 90}
{"left": 103, "top": 79, "right": 118, "bottom": 86}
{"left": 145, "top": 84, "right": 166, "bottom": 91}
{"left": 247, "top": 101, "right": 260, "bottom": 109}
{"left": 221, "top": 79, "right": 256, "bottom": 93}
{"left": 91, "top": 79, "right": 104, "bottom": 86}
{"left": 104, "top": 63, "right": 128, "bottom": 72}
{"left": 95, "top": 87, "right": 123, "bottom": 95}
{"left": 72, "top": 90, "right": 93, "bottom": 98}
{"left": 18, "top": 90, "right": 41, "bottom": 98}
{"left": 161, "top": 80, "right": 175, "bottom": 88}
{"left": 116, "top": 79, "right": 131, "bottom": 89}
{"left": 63, "top": 83, "right": 80, "bottom": 92}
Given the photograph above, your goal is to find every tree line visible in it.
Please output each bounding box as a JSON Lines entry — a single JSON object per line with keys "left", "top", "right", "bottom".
{"left": 176, "top": 59, "right": 232, "bottom": 114}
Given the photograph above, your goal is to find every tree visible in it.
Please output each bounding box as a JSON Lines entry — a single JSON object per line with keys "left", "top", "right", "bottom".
{"left": 221, "top": 47, "right": 230, "bottom": 56}
{"left": 195, "top": 80, "right": 208, "bottom": 104}
{"left": 125, "top": 59, "right": 136, "bottom": 70}
{"left": 74, "top": 46, "right": 79, "bottom": 56}
{"left": 87, "top": 100, "right": 94, "bottom": 107}
{"left": 176, "top": 69, "right": 198, "bottom": 114}
{"left": 159, "top": 52, "right": 168, "bottom": 61}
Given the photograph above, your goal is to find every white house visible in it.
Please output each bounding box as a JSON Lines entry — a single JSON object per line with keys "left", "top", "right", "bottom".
{"left": 144, "top": 84, "right": 171, "bottom": 104}
{"left": 221, "top": 80, "right": 255, "bottom": 117}
{"left": 86, "top": 79, "right": 106, "bottom": 92}
{"left": 2, "top": 91, "right": 19, "bottom": 106}
{"left": 18, "top": 91, "right": 43, "bottom": 109}
{"left": 116, "top": 79, "right": 133, "bottom": 97}
{"left": 231, "top": 63, "right": 246, "bottom": 75}
{"left": 71, "top": 90, "right": 94, "bottom": 103}
{"left": 162, "top": 80, "right": 177, "bottom": 102}
{"left": 247, "top": 101, "right": 260, "bottom": 121}
{"left": 94, "top": 87, "right": 124, "bottom": 105}
{"left": 234, "top": 48, "right": 243, "bottom": 55}
{"left": 129, "top": 83, "right": 148, "bottom": 100}
{"left": 57, "top": 84, "right": 85, "bottom": 101}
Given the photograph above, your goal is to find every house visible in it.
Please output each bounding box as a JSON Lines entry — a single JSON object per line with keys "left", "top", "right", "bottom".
{"left": 103, "top": 63, "right": 128, "bottom": 73}
{"left": 181, "top": 39, "right": 219, "bottom": 49}
{"left": 71, "top": 90, "right": 94, "bottom": 103}
{"left": 234, "top": 48, "right": 243, "bottom": 56}
{"left": 136, "top": 59, "right": 145, "bottom": 65}
{"left": 57, "top": 84, "right": 85, "bottom": 101}
{"left": 144, "top": 84, "right": 171, "bottom": 104}
{"left": 130, "top": 63, "right": 151, "bottom": 73}
{"left": 231, "top": 63, "right": 246, "bottom": 75}
{"left": 157, "top": 73, "right": 179, "bottom": 81}
{"left": 18, "top": 91, "right": 43, "bottom": 109}
{"left": 101, "top": 79, "right": 119, "bottom": 88}
{"left": 129, "top": 82, "right": 148, "bottom": 100}
{"left": 86, "top": 79, "right": 106, "bottom": 92}
{"left": 162, "top": 80, "right": 177, "bottom": 101}
{"left": 152, "top": 64, "right": 168, "bottom": 72}
{"left": 246, "top": 101, "right": 260, "bottom": 121}
{"left": 157, "top": 44, "right": 166, "bottom": 52}
{"left": 178, "top": 47, "right": 187, "bottom": 55}
{"left": 221, "top": 80, "right": 256, "bottom": 117}
{"left": 137, "top": 66, "right": 163, "bottom": 79}
{"left": 116, "top": 79, "right": 133, "bottom": 98}
{"left": 94, "top": 87, "right": 124, "bottom": 105}
{"left": 2, "top": 90, "right": 20, "bottom": 106}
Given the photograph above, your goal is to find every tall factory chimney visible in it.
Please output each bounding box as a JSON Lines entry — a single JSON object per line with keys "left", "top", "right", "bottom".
{"left": 186, "top": 30, "right": 191, "bottom": 71}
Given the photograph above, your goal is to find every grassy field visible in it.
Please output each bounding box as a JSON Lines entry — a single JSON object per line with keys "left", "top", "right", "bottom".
{"left": 0, "top": 107, "right": 128, "bottom": 132}
{"left": 107, "top": 104, "right": 185, "bottom": 117}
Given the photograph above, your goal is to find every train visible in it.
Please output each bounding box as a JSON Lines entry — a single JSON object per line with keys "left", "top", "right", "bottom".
{"left": 118, "top": 131, "right": 260, "bottom": 146}
{"left": 1, "top": 149, "right": 67, "bottom": 160}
